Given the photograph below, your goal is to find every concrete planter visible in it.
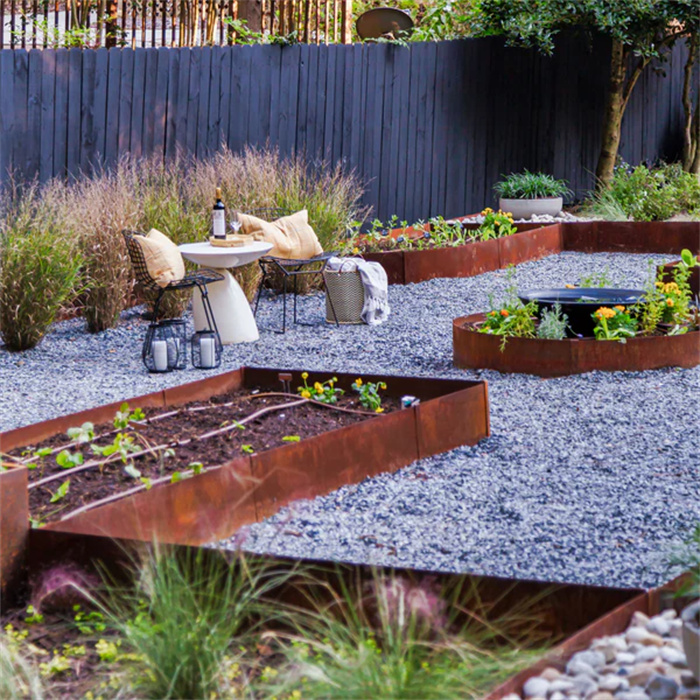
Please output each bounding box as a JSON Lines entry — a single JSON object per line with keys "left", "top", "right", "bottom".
{"left": 498, "top": 196, "right": 563, "bottom": 219}
{"left": 682, "top": 600, "right": 700, "bottom": 680}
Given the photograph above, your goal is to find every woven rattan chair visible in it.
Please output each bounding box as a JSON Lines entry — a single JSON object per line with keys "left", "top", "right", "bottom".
{"left": 122, "top": 230, "right": 224, "bottom": 336}
{"left": 247, "top": 209, "right": 339, "bottom": 333}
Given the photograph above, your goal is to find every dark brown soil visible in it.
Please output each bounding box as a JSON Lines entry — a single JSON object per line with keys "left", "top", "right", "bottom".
{"left": 11, "top": 388, "right": 399, "bottom": 525}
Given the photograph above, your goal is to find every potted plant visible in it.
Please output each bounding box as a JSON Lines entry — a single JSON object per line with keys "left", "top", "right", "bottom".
{"left": 669, "top": 525, "right": 700, "bottom": 680}
{"left": 493, "top": 170, "right": 572, "bottom": 219}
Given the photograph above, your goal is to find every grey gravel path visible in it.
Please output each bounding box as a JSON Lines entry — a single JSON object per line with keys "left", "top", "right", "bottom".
{"left": 2, "top": 252, "right": 698, "bottom": 588}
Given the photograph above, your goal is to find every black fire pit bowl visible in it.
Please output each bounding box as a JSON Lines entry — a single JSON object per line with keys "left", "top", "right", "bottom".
{"left": 519, "top": 288, "right": 645, "bottom": 338}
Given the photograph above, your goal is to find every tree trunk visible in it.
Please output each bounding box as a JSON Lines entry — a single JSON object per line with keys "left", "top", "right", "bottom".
{"left": 682, "top": 34, "right": 698, "bottom": 171}
{"left": 691, "top": 90, "right": 700, "bottom": 174}
{"left": 595, "top": 40, "right": 628, "bottom": 189}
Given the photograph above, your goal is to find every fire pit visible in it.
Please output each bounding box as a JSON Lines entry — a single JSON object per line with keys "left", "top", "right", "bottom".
{"left": 519, "top": 288, "right": 645, "bottom": 337}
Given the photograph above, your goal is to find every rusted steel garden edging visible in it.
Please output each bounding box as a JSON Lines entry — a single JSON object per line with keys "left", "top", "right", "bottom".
{"left": 0, "top": 467, "right": 28, "bottom": 606}
{"left": 0, "top": 368, "right": 489, "bottom": 557}
{"left": 453, "top": 313, "right": 700, "bottom": 377}
{"left": 485, "top": 575, "right": 689, "bottom": 699}
{"left": 363, "top": 222, "right": 700, "bottom": 286}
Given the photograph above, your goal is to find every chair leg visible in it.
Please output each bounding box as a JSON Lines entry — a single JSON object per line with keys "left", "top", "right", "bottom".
{"left": 293, "top": 272, "right": 298, "bottom": 324}
{"left": 280, "top": 274, "right": 287, "bottom": 334}
{"left": 324, "top": 275, "right": 340, "bottom": 327}
{"left": 152, "top": 290, "right": 165, "bottom": 321}
{"left": 196, "top": 283, "right": 220, "bottom": 342}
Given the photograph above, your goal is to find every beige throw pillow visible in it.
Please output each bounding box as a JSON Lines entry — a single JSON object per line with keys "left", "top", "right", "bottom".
{"left": 237, "top": 210, "right": 323, "bottom": 259}
{"left": 134, "top": 228, "right": 185, "bottom": 288}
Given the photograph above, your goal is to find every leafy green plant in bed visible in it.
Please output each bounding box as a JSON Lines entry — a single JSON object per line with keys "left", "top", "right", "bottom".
{"left": 352, "top": 377, "right": 387, "bottom": 413}
{"left": 493, "top": 171, "right": 572, "bottom": 200}
{"left": 479, "top": 274, "right": 538, "bottom": 349}
{"left": 592, "top": 306, "right": 637, "bottom": 342}
{"left": 536, "top": 303, "right": 569, "bottom": 340}
{"left": 0, "top": 183, "right": 83, "bottom": 351}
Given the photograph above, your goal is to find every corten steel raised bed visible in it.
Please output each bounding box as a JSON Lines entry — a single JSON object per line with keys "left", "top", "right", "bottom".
{"left": 453, "top": 313, "right": 700, "bottom": 377}
{"left": 23, "top": 526, "right": 644, "bottom": 652}
{"left": 0, "top": 367, "right": 489, "bottom": 582}
{"left": 485, "top": 574, "right": 690, "bottom": 699}
{"left": 0, "top": 467, "right": 28, "bottom": 606}
{"left": 363, "top": 224, "right": 562, "bottom": 285}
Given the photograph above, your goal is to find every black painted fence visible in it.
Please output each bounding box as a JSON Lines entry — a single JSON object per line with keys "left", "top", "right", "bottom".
{"left": 0, "top": 35, "right": 693, "bottom": 220}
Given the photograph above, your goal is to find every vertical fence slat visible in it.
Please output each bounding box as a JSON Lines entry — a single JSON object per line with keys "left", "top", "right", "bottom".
{"left": 227, "top": 44, "right": 250, "bottom": 152}
{"left": 129, "top": 47, "right": 146, "bottom": 157}
{"left": 277, "top": 42, "right": 300, "bottom": 158}
{"left": 103, "top": 46, "right": 121, "bottom": 167}
{"left": 79, "top": 48, "right": 96, "bottom": 173}
{"left": 164, "top": 46, "right": 181, "bottom": 158}
{"left": 117, "top": 47, "right": 134, "bottom": 160}
{"left": 392, "top": 44, "right": 411, "bottom": 220}
{"left": 215, "top": 44, "right": 231, "bottom": 149}
{"left": 206, "top": 44, "right": 222, "bottom": 154}
{"left": 321, "top": 43, "right": 335, "bottom": 161}
{"left": 153, "top": 47, "right": 170, "bottom": 158}
{"left": 66, "top": 48, "right": 82, "bottom": 180}
{"left": 25, "top": 49, "right": 42, "bottom": 179}
{"left": 0, "top": 52, "right": 16, "bottom": 177}
{"left": 52, "top": 48, "right": 68, "bottom": 177}
{"left": 404, "top": 44, "right": 421, "bottom": 223}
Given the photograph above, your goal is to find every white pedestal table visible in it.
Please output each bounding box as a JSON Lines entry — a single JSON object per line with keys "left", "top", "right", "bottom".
{"left": 179, "top": 241, "right": 273, "bottom": 344}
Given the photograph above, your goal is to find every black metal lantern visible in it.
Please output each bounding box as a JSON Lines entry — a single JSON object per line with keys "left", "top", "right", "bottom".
{"left": 142, "top": 319, "right": 188, "bottom": 373}
{"left": 191, "top": 329, "right": 222, "bottom": 370}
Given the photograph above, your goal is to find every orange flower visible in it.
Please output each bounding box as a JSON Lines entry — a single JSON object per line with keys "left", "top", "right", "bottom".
{"left": 666, "top": 298, "right": 674, "bottom": 307}
{"left": 614, "top": 305, "right": 625, "bottom": 312}
{"left": 500, "top": 309, "right": 509, "bottom": 317}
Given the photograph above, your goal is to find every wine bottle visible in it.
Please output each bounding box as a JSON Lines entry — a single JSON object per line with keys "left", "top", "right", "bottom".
{"left": 212, "top": 187, "right": 226, "bottom": 239}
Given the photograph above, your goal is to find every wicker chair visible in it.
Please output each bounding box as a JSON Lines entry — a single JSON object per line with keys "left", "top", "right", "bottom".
{"left": 122, "top": 230, "right": 224, "bottom": 337}
{"left": 247, "top": 209, "right": 339, "bottom": 333}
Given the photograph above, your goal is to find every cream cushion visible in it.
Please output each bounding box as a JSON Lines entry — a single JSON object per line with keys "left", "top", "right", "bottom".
{"left": 135, "top": 228, "right": 186, "bottom": 288}
{"left": 237, "top": 210, "right": 323, "bottom": 259}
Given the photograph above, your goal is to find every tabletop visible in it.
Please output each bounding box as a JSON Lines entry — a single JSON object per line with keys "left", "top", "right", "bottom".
{"left": 179, "top": 240, "right": 273, "bottom": 268}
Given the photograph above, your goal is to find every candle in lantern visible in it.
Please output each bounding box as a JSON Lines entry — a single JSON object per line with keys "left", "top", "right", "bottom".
{"left": 200, "top": 336, "right": 215, "bottom": 368}
{"left": 153, "top": 340, "right": 168, "bottom": 372}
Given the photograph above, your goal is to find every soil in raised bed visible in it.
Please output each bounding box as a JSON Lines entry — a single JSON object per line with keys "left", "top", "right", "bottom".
{"left": 9, "top": 388, "right": 401, "bottom": 525}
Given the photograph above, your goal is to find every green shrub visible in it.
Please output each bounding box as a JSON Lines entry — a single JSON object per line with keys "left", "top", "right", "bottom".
{"left": 0, "top": 184, "right": 83, "bottom": 351}
{"left": 493, "top": 171, "right": 572, "bottom": 200}
{"left": 587, "top": 162, "right": 700, "bottom": 221}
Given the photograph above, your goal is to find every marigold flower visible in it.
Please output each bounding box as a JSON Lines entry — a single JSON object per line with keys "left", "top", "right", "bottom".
{"left": 301, "top": 372, "right": 308, "bottom": 379}
{"left": 666, "top": 298, "right": 674, "bottom": 307}
{"left": 500, "top": 309, "right": 509, "bottom": 317}
{"left": 300, "top": 389, "right": 311, "bottom": 399}
{"left": 595, "top": 307, "right": 615, "bottom": 320}
{"left": 355, "top": 378, "right": 363, "bottom": 387}
{"left": 663, "top": 282, "right": 679, "bottom": 293}
{"left": 614, "top": 305, "right": 625, "bottom": 312}
{"left": 314, "top": 382, "right": 323, "bottom": 393}
{"left": 655, "top": 281, "right": 664, "bottom": 288}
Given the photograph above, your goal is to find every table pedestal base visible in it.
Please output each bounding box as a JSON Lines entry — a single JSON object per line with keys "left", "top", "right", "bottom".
{"left": 192, "top": 268, "right": 259, "bottom": 344}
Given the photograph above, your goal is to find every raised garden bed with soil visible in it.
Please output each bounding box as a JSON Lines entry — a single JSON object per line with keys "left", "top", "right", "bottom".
{"left": 0, "top": 366, "right": 490, "bottom": 598}
{"left": 362, "top": 221, "right": 700, "bottom": 285}
{"left": 453, "top": 312, "right": 700, "bottom": 377}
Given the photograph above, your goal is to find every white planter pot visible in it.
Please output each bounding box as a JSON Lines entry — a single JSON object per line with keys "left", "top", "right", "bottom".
{"left": 682, "top": 600, "right": 700, "bottom": 680}
{"left": 498, "top": 197, "right": 563, "bottom": 220}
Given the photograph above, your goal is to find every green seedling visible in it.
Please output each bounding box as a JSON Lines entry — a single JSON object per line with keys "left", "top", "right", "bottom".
{"left": 50, "top": 479, "right": 70, "bottom": 503}
{"left": 56, "top": 450, "right": 83, "bottom": 468}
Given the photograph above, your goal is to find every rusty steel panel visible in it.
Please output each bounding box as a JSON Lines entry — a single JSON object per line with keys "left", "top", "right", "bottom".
{"left": 498, "top": 224, "right": 563, "bottom": 267}
{"left": 362, "top": 250, "right": 405, "bottom": 285}
{"left": 0, "top": 467, "right": 28, "bottom": 609}
{"left": 162, "top": 367, "right": 244, "bottom": 406}
{"left": 415, "top": 384, "right": 490, "bottom": 459}
{"left": 0, "top": 389, "right": 168, "bottom": 453}
{"left": 404, "top": 239, "right": 501, "bottom": 283}
{"left": 250, "top": 407, "right": 420, "bottom": 521}
{"left": 561, "top": 222, "right": 598, "bottom": 252}
{"left": 47, "top": 457, "right": 258, "bottom": 546}
{"left": 454, "top": 314, "right": 700, "bottom": 377}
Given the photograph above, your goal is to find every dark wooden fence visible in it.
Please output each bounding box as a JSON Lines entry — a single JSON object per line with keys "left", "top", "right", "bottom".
{"left": 0, "top": 35, "right": 693, "bottom": 220}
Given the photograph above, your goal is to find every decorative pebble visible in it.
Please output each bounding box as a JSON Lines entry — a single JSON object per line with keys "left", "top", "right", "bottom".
{"left": 571, "top": 650, "right": 607, "bottom": 670}
{"left": 523, "top": 677, "right": 550, "bottom": 698}
{"left": 627, "top": 629, "right": 666, "bottom": 647}
{"left": 616, "top": 692, "right": 650, "bottom": 700}
{"left": 647, "top": 618, "right": 672, "bottom": 637}
{"left": 566, "top": 658, "right": 598, "bottom": 678}
{"left": 549, "top": 692, "right": 567, "bottom": 700}
{"left": 660, "top": 648, "right": 687, "bottom": 668}
{"left": 570, "top": 674, "right": 598, "bottom": 697}
{"left": 636, "top": 647, "right": 661, "bottom": 663}
{"left": 646, "top": 674, "right": 680, "bottom": 700}
{"left": 541, "top": 667, "right": 562, "bottom": 681}
{"left": 618, "top": 653, "right": 638, "bottom": 665}
{"left": 589, "top": 693, "right": 614, "bottom": 700}
{"left": 599, "top": 675, "right": 626, "bottom": 692}
{"left": 548, "top": 679, "right": 575, "bottom": 693}
{"left": 681, "top": 673, "right": 700, "bottom": 688}
{"left": 629, "top": 664, "right": 664, "bottom": 687}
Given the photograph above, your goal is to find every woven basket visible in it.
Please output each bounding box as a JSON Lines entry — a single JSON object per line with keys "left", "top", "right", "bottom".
{"left": 323, "top": 266, "right": 365, "bottom": 324}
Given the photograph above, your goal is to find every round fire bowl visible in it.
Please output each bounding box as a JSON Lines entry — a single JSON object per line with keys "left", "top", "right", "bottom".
{"left": 453, "top": 313, "right": 700, "bottom": 377}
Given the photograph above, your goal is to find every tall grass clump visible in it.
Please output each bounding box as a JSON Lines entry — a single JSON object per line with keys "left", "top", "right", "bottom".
{"left": 103, "top": 546, "right": 292, "bottom": 699}
{"left": 263, "top": 570, "right": 548, "bottom": 700}
{"left": 0, "top": 182, "right": 83, "bottom": 351}
{"left": 0, "top": 636, "right": 44, "bottom": 700}
{"left": 69, "top": 163, "right": 141, "bottom": 332}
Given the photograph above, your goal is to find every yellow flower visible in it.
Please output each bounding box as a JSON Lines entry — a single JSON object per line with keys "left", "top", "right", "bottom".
{"left": 595, "top": 307, "right": 616, "bottom": 320}
{"left": 355, "top": 378, "right": 363, "bottom": 387}
{"left": 655, "top": 281, "right": 664, "bottom": 288}
{"left": 614, "top": 305, "right": 625, "bottom": 312}
{"left": 666, "top": 298, "right": 674, "bottom": 307}
{"left": 352, "top": 247, "right": 360, "bottom": 254}
{"left": 300, "top": 389, "right": 311, "bottom": 399}
{"left": 481, "top": 207, "right": 493, "bottom": 215}
{"left": 663, "top": 282, "right": 679, "bottom": 294}
{"left": 494, "top": 220, "right": 501, "bottom": 227}
{"left": 301, "top": 372, "right": 308, "bottom": 379}
{"left": 375, "top": 407, "right": 384, "bottom": 413}
{"left": 314, "top": 382, "right": 323, "bottom": 393}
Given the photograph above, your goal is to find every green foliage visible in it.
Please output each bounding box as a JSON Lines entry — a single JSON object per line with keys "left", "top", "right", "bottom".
{"left": 667, "top": 523, "right": 700, "bottom": 598}
{"left": 102, "top": 547, "right": 289, "bottom": 699}
{"left": 49, "top": 479, "right": 70, "bottom": 504}
{"left": 0, "top": 184, "right": 83, "bottom": 351}
{"left": 586, "top": 162, "right": 700, "bottom": 221}
{"left": 297, "top": 372, "right": 344, "bottom": 404}
{"left": 66, "top": 422, "right": 95, "bottom": 444}
{"left": 536, "top": 303, "right": 569, "bottom": 340}
{"left": 592, "top": 306, "right": 638, "bottom": 342}
{"left": 351, "top": 378, "right": 387, "bottom": 412}
{"left": 493, "top": 171, "right": 572, "bottom": 200}
{"left": 475, "top": 207, "right": 517, "bottom": 240}
{"left": 0, "top": 634, "right": 44, "bottom": 700}
{"left": 577, "top": 268, "right": 615, "bottom": 288}
{"left": 479, "top": 274, "right": 538, "bottom": 348}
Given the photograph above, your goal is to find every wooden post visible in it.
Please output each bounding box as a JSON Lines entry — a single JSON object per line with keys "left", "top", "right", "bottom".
{"left": 340, "top": 0, "right": 351, "bottom": 43}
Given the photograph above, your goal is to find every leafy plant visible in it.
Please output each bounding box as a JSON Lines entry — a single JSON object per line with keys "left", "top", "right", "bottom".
{"left": 0, "top": 184, "right": 83, "bottom": 351}
{"left": 297, "top": 372, "right": 344, "bottom": 404}
{"left": 66, "top": 422, "right": 95, "bottom": 444}
{"left": 473, "top": 208, "right": 517, "bottom": 240}
{"left": 536, "top": 303, "right": 569, "bottom": 340}
{"left": 592, "top": 306, "right": 637, "bottom": 342}
{"left": 577, "top": 268, "right": 615, "bottom": 288}
{"left": 0, "top": 635, "right": 44, "bottom": 700}
{"left": 351, "top": 378, "right": 387, "bottom": 413}
{"left": 49, "top": 480, "right": 70, "bottom": 504}
{"left": 585, "top": 161, "right": 700, "bottom": 221}
{"left": 493, "top": 171, "right": 571, "bottom": 200}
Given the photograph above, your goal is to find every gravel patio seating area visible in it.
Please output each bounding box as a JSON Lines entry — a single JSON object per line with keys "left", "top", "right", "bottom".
{"left": 2, "top": 251, "right": 698, "bottom": 589}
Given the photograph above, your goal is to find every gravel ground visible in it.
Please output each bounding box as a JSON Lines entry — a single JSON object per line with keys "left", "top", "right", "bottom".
{"left": 2, "top": 251, "right": 698, "bottom": 588}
